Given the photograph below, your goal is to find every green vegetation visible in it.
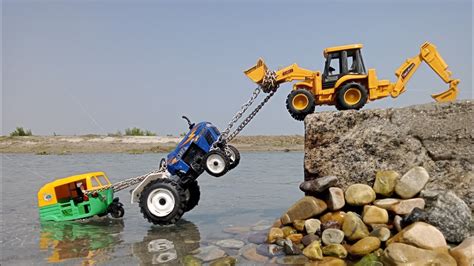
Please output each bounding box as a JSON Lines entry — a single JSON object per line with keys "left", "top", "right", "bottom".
{"left": 124, "top": 127, "right": 156, "bottom": 136}
{"left": 107, "top": 130, "right": 123, "bottom": 137}
{"left": 10, "top": 127, "right": 32, "bottom": 136}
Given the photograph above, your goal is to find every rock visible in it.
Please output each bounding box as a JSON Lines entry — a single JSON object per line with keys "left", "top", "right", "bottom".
{"left": 304, "top": 101, "right": 474, "bottom": 208}
{"left": 287, "top": 233, "right": 303, "bottom": 245}
{"left": 183, "top": 255, "right": 202, "bottom": 266}
{"left": 328, "top": 187, "right": 345, "bottom": 211}
{"left": 321, "top": 229, "right": 345, "bottom": 245}
{"left": 421, "top": 190, "right": 471, "bottom": 243}
{"left": 293, "top": 219, "right": 306, "bottom": 232}
{"left": 320, "top": 211, "right": 345, "bottom": 230}
{"left": 300, "top": 175, "right": 338, "bottom": 193}
{"left": 449, "top": 237, "right": 474, "bottom": 266}
{"left": 353, "top": 249, "right": 383, "bottom": 266}
{"left": 302, "top": 240, "right": 323, "bottom": 260}
{"left": 280, "top": 196, "right": 327, "bottom": 225}
{"left": 272, "top": 219, "right": 282, "bottom": 228}
{"left": 387, "top": 222, "right": 447, "bottom": 250}
{"left": 370, "top": 227, "right": 391, "bottom": 242}
{"left": 267, "top": 228, "right": 284, "bottom": 243}
{"left": 282, "top": 239, "right": 302, "bottom": 255}
{"left": 342, "top": 212, "right": 369, "bottom": 241}
{"left": 305, "top": 257, "right": 346, "bottom": 266}
{"left": 192, "top": 246, "right": 227, "bottom": 262}
{"left": 275, "top": 255, "right": 309, "bottom": 265}
{"left": 393, "top": 215, "right": 402, "bottom": 232}
{"left": 345, "top": 184, "right": 376, "bottom": 206}
{"left": 373, "top": 198, "right": 400, "bottom": 209}
{"left": 373, "top": 170, "right": 399, "bottom": 197}
{"left": 256, "top": 244, "right": 284, "bottom": 257}
{"left": 322, "top": 244, "right": 347, "bottom": 259}
{"left": 304, "top": 219, "right": 321, "bottom": 235}
{"left": 215, "top": 239, "right": 245, "bottom": 249}
{"left": 362, "top": 205, "right": 388, "bottom": 224}
{"left": 251, "top": 225, "right": 270, "bottom": 231}
{"left": 302, "top": 234, "right": 320, "bottom": 246}
{"left": 391, "top": 198, "right": 425, "bottom": 215}
{"left": 239, "top": 244, "right": 268, "bottom": 263}
{"left": 349, "top": 237, "right": 381, "bottom": 256}
{"left": 382, "top": 243, "right": 457, "bottom": 266}
{"left": 281, "top": 226, "right": 297, "bottom": 237}
{"left": 209, "top": 256, "right": 236, "bottom": 266}
{"left": 247, "top": 231, "right": 267, "bottom": 244}
{"left": 223, "top": 226, "right": 251, "bottom": 234}
{"left": 395, "top": 166, "right": 429, "bottom": 198}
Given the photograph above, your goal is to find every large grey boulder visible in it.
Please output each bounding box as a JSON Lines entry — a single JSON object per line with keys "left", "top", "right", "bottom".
{"left": 304, "top": 101, "right": 473, "bottom": 209}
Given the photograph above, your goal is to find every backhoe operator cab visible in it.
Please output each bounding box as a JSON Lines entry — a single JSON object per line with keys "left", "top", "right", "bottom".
{"left": 323, "top": 45, "right": 366, "bottom": 88}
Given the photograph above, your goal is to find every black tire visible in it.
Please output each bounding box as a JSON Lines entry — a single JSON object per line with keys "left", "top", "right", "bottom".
{"left": 110, "top": 205, "right": 125, "bottom": 218}
{"left": 286, "top": 89, "right": 316, "bottom": 121}
{"left": 183, "top": 180, "right": 201, "bottom": 212}
{"left": 139, "top": 179, "right": 186, "bottom": 225}
{"left": 203, "top": 150, "right": 230, "bottom": 177}
{"left": 225, "top": 145, "right": 240, "bottom": 170}
{"left": 335, "top": 82, "right": 368, "bottom": 110}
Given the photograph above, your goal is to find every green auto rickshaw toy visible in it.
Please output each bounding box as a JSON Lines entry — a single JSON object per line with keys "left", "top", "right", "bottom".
{"left": 38, "top": 172, "right": 124, "bottom": 221}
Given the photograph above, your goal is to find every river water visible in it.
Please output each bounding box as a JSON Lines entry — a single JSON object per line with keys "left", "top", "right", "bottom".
{"left": 1, "top": 152, "right": 304, "bottom": 265}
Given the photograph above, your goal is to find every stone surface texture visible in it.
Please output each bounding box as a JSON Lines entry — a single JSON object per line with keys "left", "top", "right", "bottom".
{"left": 304, "top": 101, "right": 473, "bottom": 208}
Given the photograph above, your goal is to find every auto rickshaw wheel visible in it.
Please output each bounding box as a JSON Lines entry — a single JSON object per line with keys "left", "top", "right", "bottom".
{"left": 139, "top": 178, "right": 186, "bottom": 225}
{"left": 110, "top": 205, "right": 125, "bottom": 218}
{"left": 184, "top": 180, "right": 200, "bottom": 212}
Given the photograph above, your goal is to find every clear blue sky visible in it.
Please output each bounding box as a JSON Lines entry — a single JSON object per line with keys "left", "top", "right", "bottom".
{"left": 2, "top": 0, "right": 472, "bottom": 136}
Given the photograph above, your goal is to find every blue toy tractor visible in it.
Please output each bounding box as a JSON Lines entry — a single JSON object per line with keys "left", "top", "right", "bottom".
{"left": 133, "top": 116, "right": 240, "bottom": 225}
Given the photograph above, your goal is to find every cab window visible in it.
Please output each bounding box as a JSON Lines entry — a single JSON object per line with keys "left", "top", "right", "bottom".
{"left": 90, "top": 177, "right": 100, "bottom": 188}
{"left": 96, "top": 175, "right": 110, "bottom": 186}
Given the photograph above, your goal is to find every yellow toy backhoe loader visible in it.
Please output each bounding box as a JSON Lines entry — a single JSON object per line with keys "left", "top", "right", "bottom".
{"left": 244, "top": 42, "right": 460, "bottom": 120}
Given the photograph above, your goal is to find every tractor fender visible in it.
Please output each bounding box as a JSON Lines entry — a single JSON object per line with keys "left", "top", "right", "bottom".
{"left": 130, "top": 171, "right": 170, "bottom": 204}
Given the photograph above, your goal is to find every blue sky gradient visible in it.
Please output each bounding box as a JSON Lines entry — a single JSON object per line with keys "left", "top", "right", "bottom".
{"left": 3, "top": 0, "right": 473, "bottom": 136}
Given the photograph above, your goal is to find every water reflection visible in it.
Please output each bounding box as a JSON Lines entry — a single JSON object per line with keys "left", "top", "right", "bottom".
{"left": 39, "top": 218, "right": 124, "bottom": 264}
{"left": 132, "top": 219, "right": 201, "bottom": 265}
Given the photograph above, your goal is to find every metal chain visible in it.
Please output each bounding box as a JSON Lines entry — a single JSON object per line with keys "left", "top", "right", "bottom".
{"left": 217, "top": 70, "right": 279, "bottom": 145}
{"left": 112, "top": 169, "right": 162, "bottom": 192}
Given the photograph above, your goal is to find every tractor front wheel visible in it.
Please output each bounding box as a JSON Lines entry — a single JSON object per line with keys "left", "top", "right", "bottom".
{"left": 225, "top": 145, "right": 240, "bottom": 170}
{"left": 286, "top": 89, "right": 316, "bottom": 121}
{"left": 204, "top": 150, "right": 230, "bottom": 177}
{"left": 335, "top": 82, "right": 368, "bottom": 110}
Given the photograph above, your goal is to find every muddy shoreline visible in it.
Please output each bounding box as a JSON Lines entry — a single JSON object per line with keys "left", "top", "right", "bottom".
{"left": 0, "top": 135, "right": 304, "bottom": 154}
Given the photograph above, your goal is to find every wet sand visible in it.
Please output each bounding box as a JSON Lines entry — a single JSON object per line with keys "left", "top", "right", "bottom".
{"left": 0, "top": 135, "right": 304, "bottom": 154}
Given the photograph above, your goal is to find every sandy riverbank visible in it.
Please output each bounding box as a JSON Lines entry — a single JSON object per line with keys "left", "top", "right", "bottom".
{"left": 0, "top": 135, "right": 303, "bottom": 154}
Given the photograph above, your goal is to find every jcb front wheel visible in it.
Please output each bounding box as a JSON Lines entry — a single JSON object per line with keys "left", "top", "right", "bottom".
{"left": 335, "top": 82, "right": 368, "bottom": 110}
{"left": 286, "top": 89, "right": 316, "bottom": 121}
{"left": 204, "top": 150, "right": 230, "bottom": 177}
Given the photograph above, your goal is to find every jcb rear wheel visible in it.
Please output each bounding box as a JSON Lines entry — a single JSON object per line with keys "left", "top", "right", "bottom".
{"left": 335, "top": 82, "right": 368, "bottom": 110}
{"left": 286, "top": 89, "right": 316, "bottom": 121}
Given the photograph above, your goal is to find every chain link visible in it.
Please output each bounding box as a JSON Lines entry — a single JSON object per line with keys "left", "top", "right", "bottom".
{"left": 112, "top": 169, "right": 163, "bottom": 192}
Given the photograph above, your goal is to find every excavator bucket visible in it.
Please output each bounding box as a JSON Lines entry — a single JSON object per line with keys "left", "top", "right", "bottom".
{"left": 431, "top": 79, "right": 460, "bottom": 102}
{"left": 244, "top": 58, "right": 268, "bottom": 84}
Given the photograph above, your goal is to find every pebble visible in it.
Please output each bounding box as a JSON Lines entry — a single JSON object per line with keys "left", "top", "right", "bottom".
{"left": 373, "top": 170, "right": 399, "bottom": 197}
{"left": 281, "top": 226, "right": 297, "bottom": 237}
{"left": 370, "top": 227, "right": 391, "bottom": 242}
{"left": 342, "top": 212, "right": 369, "bottom": 241}
{"left": 382, "top": 243, "right": 456, "bottom": 265}
{"left": 328, "top": 187, "right": 345, "bottom": 211}
{"left": 247, "top": 231, "right": 267, "bottom": 244}
{"left": 299, "top": 175, "right": 338, "bottom": 193}
{"left": 280, "top": 196, "right": 327, "bottom": 225}
{"left": 192, "top": 246, "right": 227, "bottom": 262}
{"left": 293, "top": 219, "right": 306, "bottom": 231}
{"left": 322, "top": 244, "right": 348, "bottom": 259}
{"left": 349, "top": 237, "right": 381, "bottom": 256}
{"left": 302, "top": 240, "right": 323, "bottom": 260}
{"left": 267, "top": 228, "right": 284, "bottom": 243}
{"left": 305, "top": 257, "right": 346, "bottom": 266}
{"left": 304, "top": 218, "right": 321, "bottom": 234}
{"left": 275, "top": 255, "right": 309, "bottom": 265}
{"left": 287, "top": 233, "right": 303, "bottom": 245}
{"left": 362, "top": 205, "right": 388, "bottom": 224}
{"left": 282, "top": 239, "right": 302, "bottom": 255}
{"left": 209, "top": 256, "right": 236, "bottom": 266}
{"left": 272, "top": 219, "right": 282, "bottom": 228}
{"left": 215, "top": 239, "right": 245, "bottom": 249}
{"left": 345, "top": 184, "right": 376, "bottom": 206}
{"left": 373, "top": 198, "right": 400, "bottom": 209}
{"left": 393, "top": 215, "right": 403, "bottom": 232}
{"left": 391, "top": 198, "right": 425, "bottom": 215}
{"left": 353, "top": 249, "right": 383, "bottom": 266}
{"left": 449, "top": 237, "right": 474, "bottom": 266}
{"left": 322, "top": 228, "right": 345, "bottom": 245}
{"left": 301, "top": 233, "right": 320, "bottom": 246}
{"left": 387, "top": 222, "right": 447, "bottom": 250}
{"left": 395, "top": 166, "right": 429, "bottom": 199}
{"left": 256, "top": 243, "right": 284, "bottom": 257}
{"left": 239, "top": 244, "right": 268, "bottom": 263}
{"left": 223, "top": 226, "right": 251, "bottom": 234}
{"left": 183, "top": 255, "right": 202, "bottom": 266}
{"left": 320, "top": 211, "right": 345, "bottom": 230}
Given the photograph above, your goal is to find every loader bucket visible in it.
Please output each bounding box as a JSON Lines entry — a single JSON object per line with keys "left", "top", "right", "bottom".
{"left": 431, "top": 79, "right": 459, "bottom": 102}
{"left": 244, "top": 58, "right": 268, "bottom": 84}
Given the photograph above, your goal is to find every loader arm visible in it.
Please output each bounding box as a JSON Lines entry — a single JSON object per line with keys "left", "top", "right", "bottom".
{"left": 391, "top": 42, "right": 459, "bottom": 102}
{"left": 244, "top": 58, "right": 315, "bottom": 86}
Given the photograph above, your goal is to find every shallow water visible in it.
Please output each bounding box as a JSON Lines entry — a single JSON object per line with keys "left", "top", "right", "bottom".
{"left": 1, "top": 152, "right": 304, "bottom": 265}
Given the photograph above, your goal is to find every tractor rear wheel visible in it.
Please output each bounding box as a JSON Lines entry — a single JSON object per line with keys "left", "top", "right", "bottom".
{"left": 183, "top": 180, "right": 200, "bottom": 212}
{"left": 139, "top": 178, "right": 186, "bottom": 225}
{"left": 204, "top": 150, "right": 230, "bottom": 177}
{"left": 335, "top": 82, "right": 368, "bottom": 110}
{"left": 286, "top": 89, "right": 316, "bottom": 121}
{"left": 225, "top": 145, "right": 240, "bottom": 170}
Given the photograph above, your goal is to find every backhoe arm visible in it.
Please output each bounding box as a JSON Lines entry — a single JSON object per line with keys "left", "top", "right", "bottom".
{"left": 391, "top": 42, "right": 459, "bottom": 102}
